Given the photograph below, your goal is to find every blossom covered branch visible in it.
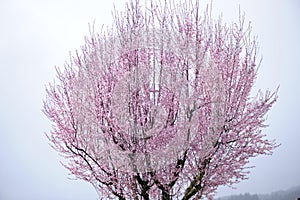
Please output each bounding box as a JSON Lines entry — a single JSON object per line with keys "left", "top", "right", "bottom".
{"left": 43, "top": 0, "right": 278, "bottom": 199}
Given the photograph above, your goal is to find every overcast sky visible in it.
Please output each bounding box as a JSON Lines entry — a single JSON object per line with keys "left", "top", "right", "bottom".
{"left": 0, "top": 0, "right": 299, "bottom": 199}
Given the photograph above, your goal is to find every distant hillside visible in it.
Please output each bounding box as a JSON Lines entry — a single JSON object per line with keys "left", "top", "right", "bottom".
{"left": 216, "top": 185, "right": 300, "bottom": 200}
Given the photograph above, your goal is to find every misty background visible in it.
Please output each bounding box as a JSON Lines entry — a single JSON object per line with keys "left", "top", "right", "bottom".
{"left": 0, "top": 0, "right": 299, "bottom": 199}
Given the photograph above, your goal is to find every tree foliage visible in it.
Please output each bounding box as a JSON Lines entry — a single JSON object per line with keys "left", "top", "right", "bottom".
{"left": 43, "top": 0, "right": 278, "bottom": 199}
{"left": 217, "top": 185, "right": 300, "bottom": 200}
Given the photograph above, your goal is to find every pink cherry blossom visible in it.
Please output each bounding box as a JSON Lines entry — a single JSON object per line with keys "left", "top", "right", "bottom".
{"left": 43, "top": 0, "right": 278, "bottom": 199}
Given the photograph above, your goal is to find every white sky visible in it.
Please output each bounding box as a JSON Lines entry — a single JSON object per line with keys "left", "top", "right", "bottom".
{"left": 0, "top": 0, "right": 299, "bottom": 199}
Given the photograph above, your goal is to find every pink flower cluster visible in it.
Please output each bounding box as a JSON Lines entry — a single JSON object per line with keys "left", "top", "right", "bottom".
{"left": 43, "top": 0, "right": 278, "bottom": 199}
